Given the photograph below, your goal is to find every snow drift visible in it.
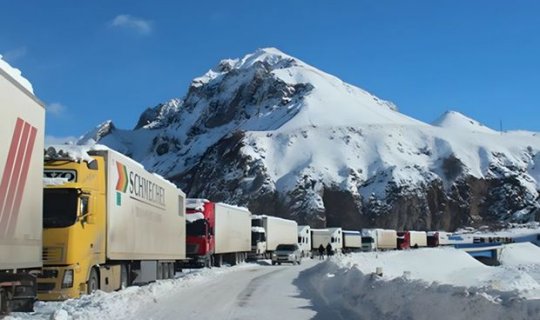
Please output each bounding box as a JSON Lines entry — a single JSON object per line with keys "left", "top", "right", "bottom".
{"left": 302, "top": 245, "right": 540, "bottom": 320}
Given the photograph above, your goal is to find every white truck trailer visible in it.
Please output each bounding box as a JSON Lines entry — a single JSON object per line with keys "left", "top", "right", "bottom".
{"left": 297, "top": 225, "right": 311, "bottom": 257}
{"left": 361, "top": 229, "right": 397, "bottom": 251}
{"left": 251, "top": 215, "right": 298, "bottom": 259}
{"left": 39, "top": 145, "right": 186, "bottom": 300}
{"left": 342, "top": 230, "right": 362, "bottom": 253}
{"left": 0, "top": 58, "right": 44, "bottom": 313}
{"left": 311, "top": 228, "right": 343, "bottom": 254}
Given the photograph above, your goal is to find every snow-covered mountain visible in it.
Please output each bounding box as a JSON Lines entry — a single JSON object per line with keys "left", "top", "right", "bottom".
{"left": 79, "top": 48, "right": 540, "bottom": 230}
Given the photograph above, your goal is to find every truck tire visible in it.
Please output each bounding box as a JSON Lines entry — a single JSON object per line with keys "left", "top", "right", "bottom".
{"left": 168, "top": 263, "right": 175, "bottom": 279}
{"left": 0, "top": 288, "right": 7, "bottom": 315}
{"left": 87, "top": 268, "right": 99, "bottom": 294}
{"left": 120, "top": 264, "right": 129, "bottom": 289}
{"left": 214, "top": 255, "right": 223, "bottom": 267}
{"left": 156, "top": 262, "right": 163, "bottom": 280}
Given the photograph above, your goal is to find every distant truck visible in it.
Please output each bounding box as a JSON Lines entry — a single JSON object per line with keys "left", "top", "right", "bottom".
{"left": 0, "top": 62, "right": 45, "bottom": 313}
{"left": 38, "top": 145, "right": 186, "bottom": 300}
{"left": 397, "top": 231, "right": 427, "bottom": 250}
{"left": 297, "top": 225, "right": 311, "bottom": 257}
{"left": 185, "top": 199, "right": 251, "bottom": 267}
{"left": 311, "top": 228, "right": 343, "bottom": 254}
{"left": 427, "top": 231, "right": 453, "bottom": 247}
{"left": 361, "top": 229, "right": 397, "bottom": 251}
{"left": 251, "top": 215, "right": 298, "bottom": 259}
{"left": 342, "top": 230, "right": 362, "bottom": 253}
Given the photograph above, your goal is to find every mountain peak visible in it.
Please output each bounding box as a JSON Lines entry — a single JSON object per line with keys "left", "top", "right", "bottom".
{"left": 432, "top": 110, "right": 496, "bottom": 133}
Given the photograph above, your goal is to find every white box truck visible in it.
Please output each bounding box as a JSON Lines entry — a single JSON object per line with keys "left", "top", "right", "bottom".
{"left": 361, "top": 229, "right": 397, "bottom": 251}
{"left": 251, "top": 215, "right": 297, "bottom": 259}
{"left": 39, "top": 145, "right": 186, "bottom": 300}
{"left": 0, "top": 59, "right": 44, "bottom": 313}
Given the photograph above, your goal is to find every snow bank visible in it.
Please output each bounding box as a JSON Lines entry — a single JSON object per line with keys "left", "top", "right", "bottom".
{"left": 301, "top": 247, "right": 540, "bottom": 320}
{"left": 500, "top": 242, "right": 540, "bottom": 266}
{"left": 336, "top": 248, "right": 540, "bottom": 293}
{"left": 305, "top": 260, "right": 540, "bottom": 320}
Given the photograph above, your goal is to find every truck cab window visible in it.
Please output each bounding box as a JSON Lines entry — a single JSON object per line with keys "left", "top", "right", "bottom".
{"left": 43, "top": 188, "right": 78, "bottom": 228}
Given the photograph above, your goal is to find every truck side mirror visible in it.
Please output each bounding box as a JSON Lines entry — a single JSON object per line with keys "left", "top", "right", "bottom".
{"left": 79, "top": 196, "right": 95, "bottom": 224}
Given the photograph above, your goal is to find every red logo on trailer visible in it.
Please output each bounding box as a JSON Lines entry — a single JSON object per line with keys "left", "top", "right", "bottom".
{"left": 0, "top": 118, "right": 38, "bottom": 238}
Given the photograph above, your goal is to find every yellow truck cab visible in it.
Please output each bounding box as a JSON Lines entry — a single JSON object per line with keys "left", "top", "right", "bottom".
{"left": 38, "top": 146, "right": 186, "bottom": 300}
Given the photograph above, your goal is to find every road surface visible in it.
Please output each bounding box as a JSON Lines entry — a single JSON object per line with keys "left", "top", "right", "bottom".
{"left": 131, "top": 259, "right": 346, "bottom": 320}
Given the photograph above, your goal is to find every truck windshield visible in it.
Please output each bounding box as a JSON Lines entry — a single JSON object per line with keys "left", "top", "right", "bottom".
{"left": 276, "top": 244, "right": 296, "bottom": 251}
{"left": 251, "top": 231, "right": 266, "bottom": 246}
{"left": 362, "top": 237, "right": 374, "bottom": 244}
{"left": 43, "top": 188, "right": 78, "bottom": 228}
{"left": 187, "top": 219, "right": 207, "bottom": 236}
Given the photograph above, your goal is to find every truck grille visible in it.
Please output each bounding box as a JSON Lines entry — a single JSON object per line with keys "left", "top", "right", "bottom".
{"left": 37, "top": 282, "right": 56, "bottom": 292}
{"left": 38, "top": 270, "right": 59, "bottom": 279}
{"left": 186, "top": 244, "right": 199, "bottom": 254}
{"left": 42, "top": 247, "right": 64, "bottom": 264}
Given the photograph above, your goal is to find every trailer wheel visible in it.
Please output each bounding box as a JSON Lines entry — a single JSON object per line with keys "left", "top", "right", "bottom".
{"left": 168, "top": 263, "right": 175, "bottom": 279}
{"left": 87, "top": 268, "right": 99, "bottom": 294}
{"left": 156, "top": 262, "right": 163, "bottom": 280}
{"left": 120, "top": 264, "right": 129, "bottom": 289}
{"left": 0, "top": 288, "right": 7, "bottom": 315}
{"left": 214, "top": 255, "right": 223, "bottom": 267}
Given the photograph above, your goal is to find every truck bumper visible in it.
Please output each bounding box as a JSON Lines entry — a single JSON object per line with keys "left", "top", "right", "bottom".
{"left": 37, "top": 265, "right": 85, "bottom": 301}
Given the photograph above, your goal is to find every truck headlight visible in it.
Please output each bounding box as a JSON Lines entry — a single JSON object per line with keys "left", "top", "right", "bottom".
{"left": 62, "top": 269, "right": 74, "bottom": 288}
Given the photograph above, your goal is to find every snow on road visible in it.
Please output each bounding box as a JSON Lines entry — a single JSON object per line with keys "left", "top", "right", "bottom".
{"left": 7, "top": 260, "right": 331, "bottom": 320}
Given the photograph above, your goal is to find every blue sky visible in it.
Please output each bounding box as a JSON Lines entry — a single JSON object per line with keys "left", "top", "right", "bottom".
{"left": 1, "top": 1, "right": 539, "bottom": 141}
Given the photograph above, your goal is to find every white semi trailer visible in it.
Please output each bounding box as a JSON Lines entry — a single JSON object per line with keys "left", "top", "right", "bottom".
{"left": 361, "top": 229, "right": 397, "bottom": 251}
{"left": 251, "top": 215, "right": 298, "bottom": 259}
{"left": 0, "top": 58, "right": 44, "bottom": 313}
{"left": 297, "top": 225, "right": 311, "bottom": 257}
{"left": 342, "top": 230, "right": 362, "bottom": 253}
{"left": 311, "top": 228, "right": 343, "bottom": 253}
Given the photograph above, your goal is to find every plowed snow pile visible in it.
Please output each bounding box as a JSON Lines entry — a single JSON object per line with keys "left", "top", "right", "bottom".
{"left": 306, "top": 244, "right": 540, "bottom": 320}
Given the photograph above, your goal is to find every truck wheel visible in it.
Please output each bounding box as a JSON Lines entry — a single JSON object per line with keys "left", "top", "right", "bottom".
{"left": 156, "top": 262, "right": 163, "bottom": 280}
{"left": 0, "top": 288, "right": 7, "bottom": 315}
{"left": 169, "top": 263, "right": 175, "bottom": 279}
{"left": 272, "top": 261, "right": 276, "bottom": 266}
{"left": 120, "top": 264, "right": 129, "bottom": 289}
{"left": 87, "top": 268, "right": 99, "bottom": 294}
{"left": 214, "top": 255, "right": 222, "bottom": 267}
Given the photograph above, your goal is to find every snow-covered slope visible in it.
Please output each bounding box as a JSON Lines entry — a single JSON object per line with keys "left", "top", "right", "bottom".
{"left": 433, "top": 110, "right": 496, "bottom": 134}
{"left": 79, "top": 48, "right": 540, "bottom": 229}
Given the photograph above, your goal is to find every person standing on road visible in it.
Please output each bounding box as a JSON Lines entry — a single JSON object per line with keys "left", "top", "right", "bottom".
{"left": 318, "top": 244, "right": 325, "bottom": 260}
{"left": 326, "top": 243, "right": 333, "bottom": 258}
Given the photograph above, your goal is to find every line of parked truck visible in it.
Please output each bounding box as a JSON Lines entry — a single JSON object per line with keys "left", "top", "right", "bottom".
{"left": 0, "top": 56, "right": 470, "bottom": 314}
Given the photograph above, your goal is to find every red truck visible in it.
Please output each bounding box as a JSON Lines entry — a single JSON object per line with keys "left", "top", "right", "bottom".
{"left": 185, "top": 199, "right": 251, "bottom": 268}
{"left": 397, "top": 231, "right": 427, "bottom": 250}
